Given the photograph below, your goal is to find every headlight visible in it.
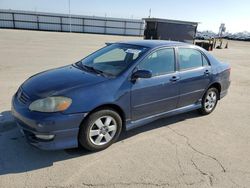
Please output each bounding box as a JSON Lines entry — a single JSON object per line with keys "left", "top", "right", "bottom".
{"left": 29, "top": 97, "right": 72, "bottom": 112}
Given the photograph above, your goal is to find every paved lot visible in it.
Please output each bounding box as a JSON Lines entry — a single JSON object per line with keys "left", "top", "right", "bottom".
{"left": 0, "top": 29, "right": 250, "bottom": 188}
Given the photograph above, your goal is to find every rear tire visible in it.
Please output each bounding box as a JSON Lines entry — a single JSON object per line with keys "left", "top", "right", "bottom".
{"left": 78, "top": 109, "right": 122, "bottom": 152}
{"left": 199, "top": 87, "right": 219, "bottom": 115}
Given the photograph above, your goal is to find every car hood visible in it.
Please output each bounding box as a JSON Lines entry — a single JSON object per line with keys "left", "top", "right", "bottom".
{"left": 21, "top": 65, "right": 108, "bottom": 98}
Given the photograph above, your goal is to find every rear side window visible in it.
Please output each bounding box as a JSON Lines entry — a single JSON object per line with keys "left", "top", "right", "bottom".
{"left": 138, "top": 48, "right": 175, "bottom": 76}
{"left": 178, "top": 48, "right": 203, "bottom": 70}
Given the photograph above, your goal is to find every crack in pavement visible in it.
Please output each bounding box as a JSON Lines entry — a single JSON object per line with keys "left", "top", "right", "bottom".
{"left": 167, "top": 127, "right": 247, "bottom": 187}
{"left": 165, "top": 137, "right": 185, "bottom": 177}
{"left": 81, "top": 182, "right": 171, "bottom": 187}
{"left": 165, "top": 133, "right": 214, "bottom": 186}
{"left": 191, "top": 158, "right": 214, "bottom": 186}
{"left": 46, "top": 181, "right": 172, "bottom": 188}
{"left": 165, "top": 137, "right": 188, "bottom": 186}
{"left": 47, "top": 179, "right": 206, "bottom": 188}
{"left": 167, "top": 127, "right": 226, "bottom": 173}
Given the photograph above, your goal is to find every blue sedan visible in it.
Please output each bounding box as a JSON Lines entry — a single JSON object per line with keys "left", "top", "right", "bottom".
{"left": 11, "top": 40, "right": 231, "bottom": 151}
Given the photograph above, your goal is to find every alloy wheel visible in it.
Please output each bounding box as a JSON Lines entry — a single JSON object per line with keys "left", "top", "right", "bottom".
{"left": 204, "top": 90, "right": 217, "bottom": 112}
{"left": 89, "top": 116, "right": 117, "bottom": 146}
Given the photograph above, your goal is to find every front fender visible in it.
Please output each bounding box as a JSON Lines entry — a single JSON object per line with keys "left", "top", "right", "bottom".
{"left": 62, "top": 78, "right": 132, "bottom": 120}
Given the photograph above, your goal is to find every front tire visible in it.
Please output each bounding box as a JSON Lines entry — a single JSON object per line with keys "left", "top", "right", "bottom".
{"left": 199, "top": 87, "right": 219, "bottom": 115}
{"left": 78, "top": 109, "right": 122, "bottom": 151}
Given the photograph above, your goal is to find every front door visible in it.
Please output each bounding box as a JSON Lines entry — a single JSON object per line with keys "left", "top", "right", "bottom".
{"left": 131, "top": 48, "right": 180, "bottom": 121}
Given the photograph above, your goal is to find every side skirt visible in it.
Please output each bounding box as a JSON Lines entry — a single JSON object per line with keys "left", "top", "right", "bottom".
{"left": 126, "top": 103, "right": 202, "bottom": 131}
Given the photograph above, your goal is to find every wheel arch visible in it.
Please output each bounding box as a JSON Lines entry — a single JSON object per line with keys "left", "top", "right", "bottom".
{"left": 81, "top": 103, "right": 126, "bottom": 131}
{"left": 207, "top": 82, "right": 221, "bottom": 99}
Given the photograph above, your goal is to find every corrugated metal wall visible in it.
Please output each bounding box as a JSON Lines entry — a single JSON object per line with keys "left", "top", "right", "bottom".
{"left": 0, "top": 9, "right": 144, "bottom": 36}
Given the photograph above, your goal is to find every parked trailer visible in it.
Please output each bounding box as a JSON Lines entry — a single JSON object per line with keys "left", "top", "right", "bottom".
{"left": 143, "top": 18, "right": 198, "bottom": 44}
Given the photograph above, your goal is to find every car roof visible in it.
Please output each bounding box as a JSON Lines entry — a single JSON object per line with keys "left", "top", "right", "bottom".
{"left": 116, "top": 40, "right": 190, "bottom": 48}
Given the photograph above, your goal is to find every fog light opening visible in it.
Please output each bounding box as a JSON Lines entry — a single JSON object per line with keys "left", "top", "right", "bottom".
{"left": 35, "top": 134, "right": 55, "bottom": 140}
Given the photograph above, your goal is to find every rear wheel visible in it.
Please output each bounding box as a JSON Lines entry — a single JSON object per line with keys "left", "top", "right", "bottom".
{"left": 78, "top": 109, "right": 122, "bottom": 151}
{"left": 199, "top": 87, "right": 219, "bottom": 115}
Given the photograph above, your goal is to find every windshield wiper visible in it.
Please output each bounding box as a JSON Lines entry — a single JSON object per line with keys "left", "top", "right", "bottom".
{"left": 78, "top": 63, "right": 110, "bottom": 77}
{"left": 75, "top": 62, "right": 114, "bottom": 77}
{"left": 82, "top": 65, "right": 104, "bottom": 74}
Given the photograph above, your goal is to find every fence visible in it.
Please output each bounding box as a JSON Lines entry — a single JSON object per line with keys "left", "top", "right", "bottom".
{"left": 0, "top": 9, "right": 144, "bottom": 36}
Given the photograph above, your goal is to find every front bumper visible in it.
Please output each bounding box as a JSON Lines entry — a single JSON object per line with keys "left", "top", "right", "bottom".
{"left": 12, "top": 95, "right": 87, "bottom": 150}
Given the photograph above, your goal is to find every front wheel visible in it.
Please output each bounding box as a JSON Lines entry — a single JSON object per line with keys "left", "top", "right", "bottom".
{"left": 78, "top": 109, "right": 122, "bottom": 151}
{"left": 199, "top": 88, "right": 219, "bottom": 115}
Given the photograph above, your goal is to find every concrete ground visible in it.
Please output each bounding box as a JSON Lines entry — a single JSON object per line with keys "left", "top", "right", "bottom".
{"left": 0, "top": 29, "right": 250, "bottom": 188}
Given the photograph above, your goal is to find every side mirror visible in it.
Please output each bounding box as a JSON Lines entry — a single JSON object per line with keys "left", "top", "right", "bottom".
{"left": 131, "top": 70, "right": 152, "bottom": 81}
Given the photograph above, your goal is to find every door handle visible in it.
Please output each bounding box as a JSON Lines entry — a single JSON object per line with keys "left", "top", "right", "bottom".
{"left": 170, "top": 76, "right": 180, "bottom": 82}
{"left": 204, "top": 70, "right": 210, "bottom": 75}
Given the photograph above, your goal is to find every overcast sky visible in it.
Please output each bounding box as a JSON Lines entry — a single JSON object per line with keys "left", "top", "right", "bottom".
{"left": 1, "top": 0, "right": 249, "bottom": 33}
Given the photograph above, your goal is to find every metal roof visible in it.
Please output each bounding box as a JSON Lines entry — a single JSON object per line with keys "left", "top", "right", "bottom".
{"left": 143, "top": 18, "right": 199, "bottom": 26}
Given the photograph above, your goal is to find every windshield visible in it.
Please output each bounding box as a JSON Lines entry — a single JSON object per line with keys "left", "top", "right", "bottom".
{"left": 79, "top": 43, "right": 148, "bottom": 76}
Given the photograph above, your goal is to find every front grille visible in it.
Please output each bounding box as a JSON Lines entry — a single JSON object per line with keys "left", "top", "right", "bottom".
{"left": 17, "top": 88, "right": 30, "bottom": 105}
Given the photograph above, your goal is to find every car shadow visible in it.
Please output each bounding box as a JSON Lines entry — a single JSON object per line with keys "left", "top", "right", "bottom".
{"left": 0, "top": 110, "right": 200, "bottom": 175}
{"left": 118, "top": 111, "right": 200, "bottom": 142}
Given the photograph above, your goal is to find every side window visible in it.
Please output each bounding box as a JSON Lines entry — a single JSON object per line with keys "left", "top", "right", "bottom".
{"left": 138, "top": 48, "right": 175, "bottom": 76}
{"left": 178, "top": 48, "right": 203, "bottom": 70}
{"left": 202, "top": 55, "right": 210, "bottom": 66}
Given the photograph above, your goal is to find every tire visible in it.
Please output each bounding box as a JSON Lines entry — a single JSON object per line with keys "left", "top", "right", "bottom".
{"left": 198, "top": 87, "right": 219, "bottom": 115}
{"left": 78, "top": 108, "right": 122, "bottom": 151}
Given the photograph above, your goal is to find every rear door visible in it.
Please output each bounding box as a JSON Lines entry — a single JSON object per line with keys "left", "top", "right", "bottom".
{"left": 131, "top": 48, "right": 180, "bottom": 120}
{"left": 177, "top": 48, "right": 212, "bottom": 108}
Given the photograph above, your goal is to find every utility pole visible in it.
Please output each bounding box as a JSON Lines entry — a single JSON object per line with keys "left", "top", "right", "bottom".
{"left": 149, "top": 8, "right": 151, "bottom": 18}
{"left": 68, "top": 0, "right": 72, "bottom": 32}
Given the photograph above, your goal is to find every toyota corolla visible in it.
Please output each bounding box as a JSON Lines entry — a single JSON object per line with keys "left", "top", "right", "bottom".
{"left": 12, "top": 40, "right": 231, "bottom": 151}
